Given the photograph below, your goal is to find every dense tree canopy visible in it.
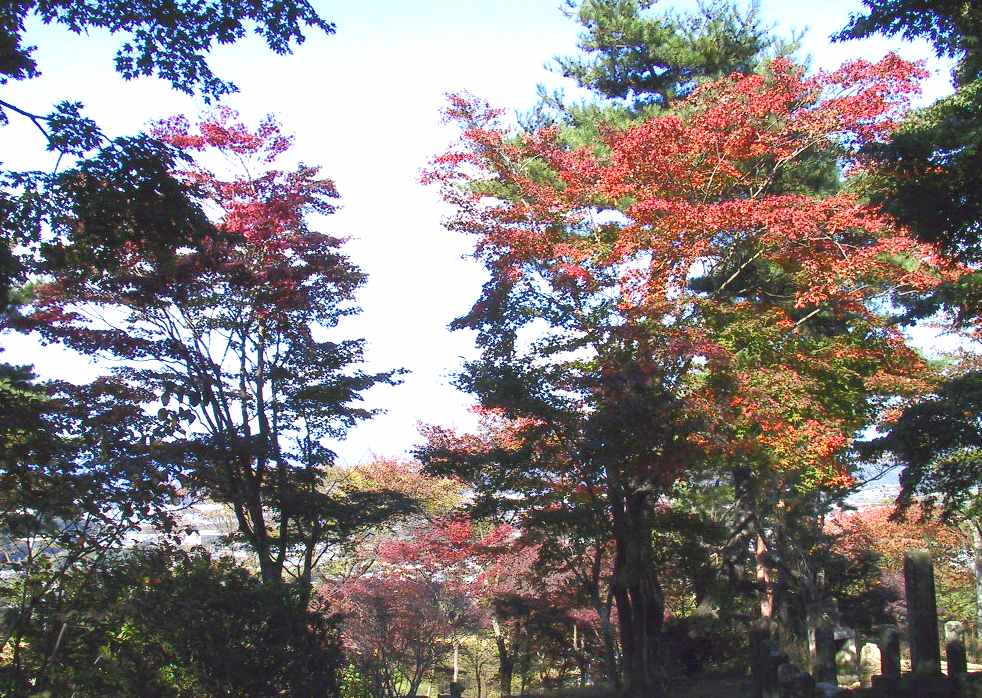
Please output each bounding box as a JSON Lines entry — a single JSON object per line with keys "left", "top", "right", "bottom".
{"left": 836, "top": 0, "right": 982, "bottom": 329}
{"left": 867, "top": 368, "right": 982, "bottom": 521}
{"left": 554, "top": 0, "right": 792, "bottom": 108}
{"left": 0, "top": 0, "right": 332, "bottom": 99}
{"left": 0, "top": 0, "right": 334, "bottom": 315}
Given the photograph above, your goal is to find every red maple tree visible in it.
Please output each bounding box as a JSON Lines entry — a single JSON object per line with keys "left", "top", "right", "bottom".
{"left": 19, "top": 109, "right": 400, "bottom": 593}
{"left": 423, "top": 55, "right": 957, "bottom": 695}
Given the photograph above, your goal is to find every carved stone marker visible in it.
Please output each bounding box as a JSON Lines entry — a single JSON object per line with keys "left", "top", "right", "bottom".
{"left": 859, "top": 642, "right": 880, "bottom": 688}
{"left": 945, "top": 620, "right": 968, "bottom": 676}
{"left": 879, "top": 624, "right": 901, "bottom": 678}
{"left": 904, "top": 549, "right": 942, "bottom": 676}
{"left": 777, "top": 663, "right": 816, "bottom": 698}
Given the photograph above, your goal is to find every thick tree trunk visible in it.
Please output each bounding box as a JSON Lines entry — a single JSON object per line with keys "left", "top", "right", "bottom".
{"left": 492, "top": 618, "right": 514, "bottom": 696}
{"left": 803, "top": 568, "right": 825, "bottom": 676}
{"left": 518, "top": 644, "right": 531, "bottom": 696}
{"left": 610, "top": 486, "right": 664, "bottom": 698}
{"left": 751, "top": 516, "right": 777, "bottom": 698}
{"left": 755, "top": 532, "right": 775, "bottom": 620}
{"left": 256, "top": 542, "right": 281, "bottom": 586}
{"left": 498, "top": 654, "right": 514, "bottom": 696}
{"left": 751, "top": 617, "right": 780, "bottom": 698}
{"left": 752, "top": 532, "right": 781, "bottom": 698}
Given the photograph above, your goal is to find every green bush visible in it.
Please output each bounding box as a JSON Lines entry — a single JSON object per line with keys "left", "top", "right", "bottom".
{"left": 1, "top": 547, "right": 342, "bottom": 697}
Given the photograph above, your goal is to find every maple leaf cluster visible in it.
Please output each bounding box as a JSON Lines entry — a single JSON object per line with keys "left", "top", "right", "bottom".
{"left": 21, "top": 109, "right": 362, "bottom": 357}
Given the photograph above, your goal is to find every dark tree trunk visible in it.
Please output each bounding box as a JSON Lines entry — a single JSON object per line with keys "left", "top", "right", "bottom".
{"left": 609, "top": 484, "right": 665, "bottom": 698}
{"left": 497, "top": 643, "right": 513, "bottom": 696}
{"left": 492, "top": 618, "right": 514, "bottom": 696}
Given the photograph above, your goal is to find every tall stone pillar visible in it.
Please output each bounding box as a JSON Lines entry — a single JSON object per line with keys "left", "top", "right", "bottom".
{"left": 879, "top": 625, "right": 901, "bottom": 678}
{"left": 872, "top": 625, "right": 901, "bottom": 696}
{"left": 904, "top": 549, "right": 942, "bottom": 676}
{"left": 751, "top": 618, "right": 782, "bottom": 698}
{"left": 814, "top": 622, "right": 837, "bottom": 685}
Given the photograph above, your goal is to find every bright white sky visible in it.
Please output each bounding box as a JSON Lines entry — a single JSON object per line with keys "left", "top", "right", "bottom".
{"left": 0, "top": 1, "right": 956, "bottom": 465}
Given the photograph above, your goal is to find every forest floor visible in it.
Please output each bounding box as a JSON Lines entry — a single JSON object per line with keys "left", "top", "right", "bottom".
{"left": 670, "top": 676, "right": 754, "bottom": 697}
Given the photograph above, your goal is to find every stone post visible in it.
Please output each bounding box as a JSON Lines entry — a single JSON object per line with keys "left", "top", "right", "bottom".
{"left": 945, "top": 620, "right": 968, "bottom": 676}
{"left": 777, "top": 663, "right": 816, "bottom": 698}
{"left": 879, "top": 625, "right": 901, "bottom": 678}
{"left": 449, "top": 682, "right": 464, "bottom": 698}
{"left": 814, "top": 622, "right": 837, "bottom": 685}
{"left": 859, "top": 642, "right": 880, "bottom": 688}
{"left": 904, "top": 549, "right": 942, "bottom": 676}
